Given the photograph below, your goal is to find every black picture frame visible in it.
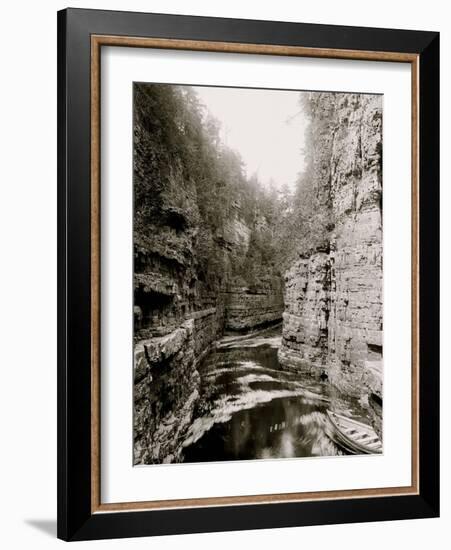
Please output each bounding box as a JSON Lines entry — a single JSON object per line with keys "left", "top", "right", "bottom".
{"left": 57, "top": 7, "right": 439, "bottom": 541}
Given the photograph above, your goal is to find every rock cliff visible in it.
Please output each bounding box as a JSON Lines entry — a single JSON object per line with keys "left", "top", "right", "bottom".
{"left": 224, "top": 212, "right": 284, "bottom": 331}
{"left": 279, "top": 93, "right": 383, "bottom": 425}
{"left": 278, "top": 252, "right": 331, "bottom": 371}
{"left": 133, "top": 83, "right": 284, "bottom": 464}
{"left": 224, "top": 273, "right": 284, "bottom": 331}
{"left": 134, "top": 320, "right": 199, "bottom": 464}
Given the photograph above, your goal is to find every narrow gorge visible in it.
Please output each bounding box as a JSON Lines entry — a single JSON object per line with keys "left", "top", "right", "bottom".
{"left": 133, "top": 84, "right": 383, "bottom": 464}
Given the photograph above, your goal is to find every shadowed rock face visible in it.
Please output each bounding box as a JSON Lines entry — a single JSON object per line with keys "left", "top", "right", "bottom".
{"left": 133, "top": 85, "right": 284, "bottom": 464}
{"left": 278, "top": 93, "right": 383, "bottom": 428}
{"left": 221, "top": 214, "right": 284, "bottom": 331}
{"left": 134, "top": 320, "right": 199, "bottom": 464}
{"left": 133, "top": 200, "right": 284, "bottom": 463}
{"left": 224, "top": 275, "right": 284, "bottom": 331}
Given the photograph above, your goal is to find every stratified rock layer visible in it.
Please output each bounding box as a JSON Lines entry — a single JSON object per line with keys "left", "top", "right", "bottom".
{"left": 279, "top": 93, "right": 383, "bottom": 428}
{"left": 134, "top": 320, "right": 199, "bottom": 464}
{"left": 225, "top": 274, "right": 284, "bottom": 331}
{"left": 278, "top": 253, "right": 330, "bottom": 371}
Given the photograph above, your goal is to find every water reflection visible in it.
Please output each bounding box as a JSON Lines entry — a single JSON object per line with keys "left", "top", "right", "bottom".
{"left": 182, "top": 326, "right": 370, "bottom": 463}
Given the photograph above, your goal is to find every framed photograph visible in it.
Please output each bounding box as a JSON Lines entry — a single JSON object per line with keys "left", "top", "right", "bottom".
{"left": 57, "top": 8, "right": 439, "bottom": 541}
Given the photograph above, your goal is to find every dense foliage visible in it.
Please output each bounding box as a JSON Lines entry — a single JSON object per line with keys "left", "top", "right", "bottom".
{"left": 134, "top": 85, "right": 340, "bottom": 290}
{"left": 134, "top": 83, "right": 284, "bottom": 287}
{"left": 270, "top": 93, "right": 339, "bottom": 269}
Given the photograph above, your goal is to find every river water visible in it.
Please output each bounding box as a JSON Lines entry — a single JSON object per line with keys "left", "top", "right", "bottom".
{"left": 182, "top": 325, "right": 373, "bottom": 463}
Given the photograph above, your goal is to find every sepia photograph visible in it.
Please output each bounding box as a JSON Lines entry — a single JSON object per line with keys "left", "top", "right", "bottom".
{"left": 133, "top": 82, "right": 383, "bottom": 465}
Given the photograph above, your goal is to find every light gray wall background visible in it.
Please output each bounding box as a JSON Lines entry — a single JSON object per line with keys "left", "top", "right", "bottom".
{"left": 0, "top": 1, "right": 447, "bottom": 547}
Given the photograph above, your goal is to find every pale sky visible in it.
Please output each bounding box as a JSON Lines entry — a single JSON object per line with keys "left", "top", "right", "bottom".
{"left": 192, "top": 86, "right": 307, "bottom": 191}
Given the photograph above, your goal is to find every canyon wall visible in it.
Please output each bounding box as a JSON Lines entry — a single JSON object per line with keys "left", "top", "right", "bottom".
{"left": 134, "top": 205, "right": 283, "bottom": 463}
{"left": 134, "top": 320, "right": 199, "bottom": 464}
{"left": 278, "top": 253, "right": 331, "bottom": 371}
{"left": 133, "top": 196, "right": 283, "bottom": 463}
{"left": 224, "top": 211, "right": 284, "bottom": 331}
{"left": 133, "top": 84, "right": 283, "bottom": 463}
{"left": 224, "top": 275, "right": 284, "bottom": 331}
{"left": 278, "top": 93, "right": 383, "bottom": 423}
{"left": 133, "top": 156, "right": 226, "bottom": 463}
